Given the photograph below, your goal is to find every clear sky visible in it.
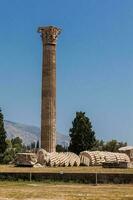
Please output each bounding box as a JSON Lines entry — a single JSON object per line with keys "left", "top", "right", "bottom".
{"left": 0, "top": 0, "right": 133, "bottom": 144}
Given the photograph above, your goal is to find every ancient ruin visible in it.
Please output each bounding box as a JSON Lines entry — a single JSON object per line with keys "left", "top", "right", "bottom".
{"left": 15, "top": 150, "right": 131, "bottom": 168}
{"left": 15, "top": 153, "right": 37, "bottom": 167}
{"left": 38, "top": 26, "right": 61, "bottom": 152}
{"left": 37, "top": 149, "right": 80, "bottom": 167}
{"left": 79, "top": 151, "right": 130, "bottom": 167}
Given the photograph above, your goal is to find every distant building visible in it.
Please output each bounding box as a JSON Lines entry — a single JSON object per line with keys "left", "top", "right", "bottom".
{"left": 119, "top": 146, "right": 133, "bottom": 162}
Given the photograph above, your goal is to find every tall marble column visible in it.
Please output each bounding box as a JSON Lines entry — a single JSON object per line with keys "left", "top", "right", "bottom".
{"left": 38, "top": 26, "right": 61, "bottom": 152}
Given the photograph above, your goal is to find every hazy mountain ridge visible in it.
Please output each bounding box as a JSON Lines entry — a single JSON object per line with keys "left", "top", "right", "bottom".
{"left": 4, "top": 120, "right": 69, "bottom": 146}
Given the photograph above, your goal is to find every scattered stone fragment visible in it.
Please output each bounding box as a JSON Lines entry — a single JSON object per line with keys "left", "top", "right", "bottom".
{"left": 33, "top": 163, "right": 44, "bottom": 168}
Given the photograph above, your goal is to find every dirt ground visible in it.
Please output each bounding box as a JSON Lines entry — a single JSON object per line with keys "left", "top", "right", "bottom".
{"left": 0, "top": 181, "right": 132, "bottom": 200}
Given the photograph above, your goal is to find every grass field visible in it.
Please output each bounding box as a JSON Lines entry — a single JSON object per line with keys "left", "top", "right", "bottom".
{"left": 0, "top": 181, "right": 132, "bottom": 200}
{"left": 0, "top": 165, "right": 133, "bottom": 173}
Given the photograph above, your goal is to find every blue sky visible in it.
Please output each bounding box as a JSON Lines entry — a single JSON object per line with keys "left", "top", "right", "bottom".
{"left": 0, "top": 0, "right": 133, "bottom": 144}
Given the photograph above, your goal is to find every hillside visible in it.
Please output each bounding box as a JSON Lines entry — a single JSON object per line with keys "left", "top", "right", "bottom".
{"left": 4, "top": 120, "right": 69, "bottom": 146}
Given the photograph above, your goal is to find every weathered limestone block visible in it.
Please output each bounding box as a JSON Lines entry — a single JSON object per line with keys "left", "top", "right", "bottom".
{"left": 80, "top": 151, "right": 91, "bottom": 166}
{"left": 80, "top": 151, "right": 96, "bottom": 166}
{"left": 68, "top": 152, "right": 80, "bottom": 166}
{"left": 58, "top": 152, "right": 69, "bottom": 167}
{"left": 37, "top": 148, "right": 49, "bottom": 165}
{"left": 93, "top": 151, "right": 103, "bottom": 165}
{"left": 47, "top": 152, "right": 80, "bottom": 167}
{"left": 15, "top": 153, "right": 37, "bottom": 166}
{"left": 119, "top": 146, "right": 133, "bottom": 162}
{"left": 114, "top": 153, "right": 130, "bottom": 163}
{"left": 48, "top": 152, "right": 60, "bottom": 167}
{"left": 104, "top": 152, "right": 113, "bottom": 162}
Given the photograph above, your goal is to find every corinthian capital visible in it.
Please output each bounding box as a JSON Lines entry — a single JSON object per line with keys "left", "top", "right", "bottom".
{"left": 38, "top": 26, "right": 61, "bottom": 45}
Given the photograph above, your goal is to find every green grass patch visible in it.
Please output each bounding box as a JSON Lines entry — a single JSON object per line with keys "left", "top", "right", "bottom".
{"left": 0, "top": 165, "right": 133, "bottom": 174}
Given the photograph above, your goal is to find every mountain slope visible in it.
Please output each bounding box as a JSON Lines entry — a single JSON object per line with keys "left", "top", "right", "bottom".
{"left": 4, "top": 120, "right": 69, "bottom": 146}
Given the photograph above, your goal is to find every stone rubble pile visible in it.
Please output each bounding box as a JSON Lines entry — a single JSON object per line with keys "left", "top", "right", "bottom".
{"left": 79, "top": 151, "right": 130, "bottom": 166}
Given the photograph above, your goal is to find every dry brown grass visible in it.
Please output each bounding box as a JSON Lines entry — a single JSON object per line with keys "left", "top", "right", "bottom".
{"left": 0, "top": 181, "right": 132, "bottom": 200}
{"left": 0, "top": 165, "right": 133, "bottom": 174}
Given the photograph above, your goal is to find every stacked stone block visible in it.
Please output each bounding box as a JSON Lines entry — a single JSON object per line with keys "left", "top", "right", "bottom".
{"left": 80, "top": 151, "right": 130, "bottom": 166}
{"left": 37, "top": 149, "right": 80, "bottom": 167}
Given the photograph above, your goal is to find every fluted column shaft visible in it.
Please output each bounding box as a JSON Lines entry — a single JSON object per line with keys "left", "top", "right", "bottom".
{"left": 38, "top": 26, "right": 61, "bottom": 152}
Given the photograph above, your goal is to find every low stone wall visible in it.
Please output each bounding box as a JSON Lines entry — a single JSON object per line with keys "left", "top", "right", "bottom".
{"left": 0, "top": 172, "right": 133, "bottom": 184}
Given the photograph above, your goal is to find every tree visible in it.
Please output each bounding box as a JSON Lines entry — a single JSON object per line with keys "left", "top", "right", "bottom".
{"left": 11, "top": 137, "right": 23, "bottom": 153}
{"left": 102, "top": 140, "right": 127, "bottom": 152}
{"left": 93, "top": 139, "right": 127, "bottom": 152}
{"left": 3, "top": 148, "right": 15, "bottom": 164}
{"left": 36, "top": 140, "right": 39, "bottom": 149}
{"left": 91, "top": 139, "right": 104, "bottom": 151}
{"left": 56, "top": 144, "right": 67, "bottom": 152}
{"left": 11, "top": 137, "right": 23, "bottom": 147}
{"left": 68, "top": 112, "right": 96, "bottom": 154}
{"left": 0, "top": 108, "right": 7, "bottom": 155}
{"left": 31, "top": 141, "right": 36, "bottom": 149}
{"left": 6, "top": 139, "right": 12, "bottom": 149}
